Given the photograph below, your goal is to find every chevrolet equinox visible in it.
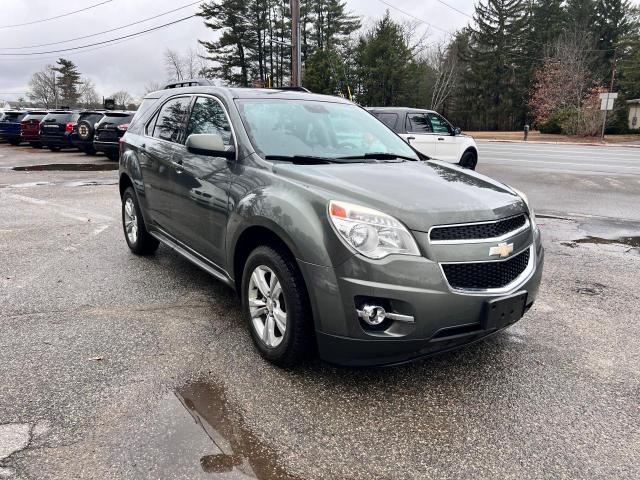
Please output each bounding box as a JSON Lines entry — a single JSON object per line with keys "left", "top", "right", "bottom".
{"left": 119, "top": 81, "right": 544, "bottom": 367}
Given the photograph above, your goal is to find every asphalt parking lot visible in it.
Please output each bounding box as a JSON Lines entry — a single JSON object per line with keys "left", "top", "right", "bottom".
{"left": 1, "top": 142, "right": 639, "bottom": 479}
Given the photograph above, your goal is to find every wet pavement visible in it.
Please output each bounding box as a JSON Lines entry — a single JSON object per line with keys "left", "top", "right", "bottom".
{"left": 1, "top": 143, "right": 639, "bottom": 479}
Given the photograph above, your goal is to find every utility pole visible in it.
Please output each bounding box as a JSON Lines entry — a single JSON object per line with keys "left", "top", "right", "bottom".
{"left": 601, "top": 49, "right": 617, "bottom": 141}
{"left": 290, "top": 0, "right": 301, "bottom": 87}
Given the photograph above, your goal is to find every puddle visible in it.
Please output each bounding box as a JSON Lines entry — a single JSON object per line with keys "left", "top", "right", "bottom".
{"left": 134, "top": 380, "right": 299, "bottom": 479}
{"left": 573, "top": 236, "right": 640, "bottom": 248}
{"left": 9, "top": 163, "right": 118, "bottom": 172}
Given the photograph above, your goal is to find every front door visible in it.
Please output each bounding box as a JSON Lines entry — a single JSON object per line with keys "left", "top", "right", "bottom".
{"left": 139, "top": 95, "right": 192, "bottom": 233}
{"left": 171, "top": 95, "right": 235, "bottom": 268}
{"left": 401, "top": 113, "right": 437, "bottom": 157}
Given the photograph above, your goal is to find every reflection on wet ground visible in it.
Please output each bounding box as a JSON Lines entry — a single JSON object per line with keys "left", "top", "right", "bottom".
{"left": 573, "top": 235, "right": 640, "bottom": 248}
{"left": 159, "top": 380, "right": 299, "bottom": 479}
{"left": 8, "top": 163, "right": 118, "bottom": 172}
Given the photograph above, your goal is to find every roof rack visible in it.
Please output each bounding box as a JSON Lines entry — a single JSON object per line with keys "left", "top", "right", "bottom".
{"left": 269, "top": 86, "right": 310, "bottom": 92}
{"left": 163, "top": 78, "right": 215, "bottom": 89}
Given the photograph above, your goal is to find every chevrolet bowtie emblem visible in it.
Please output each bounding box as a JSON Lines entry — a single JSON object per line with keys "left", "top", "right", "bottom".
{"left": 489, "top": 242, "right": 514, "bottom": 258}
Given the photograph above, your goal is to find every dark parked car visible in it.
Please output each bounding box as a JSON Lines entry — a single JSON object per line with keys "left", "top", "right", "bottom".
{"left": 20, "top": 110, "right": 49, "bottom": 148}
{"left": 94, "top": 111, "right": 134, "bottom": 160}
{"left": 0, "top": 110, "right": 28, "bottom": 145}
{"left": 39, "top": 111, "right": 80, "bottom": 151}
{"left": 119, "top": 83, "right": 543, "bottom": 367}
{"left": 70, "top": 110, "right": 104, "bottom": 155}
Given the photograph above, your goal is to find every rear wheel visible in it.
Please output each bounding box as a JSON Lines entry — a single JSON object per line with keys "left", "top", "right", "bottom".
{"left": 241, "top": 245, "right": 314, "bottom": 367}
{"left": 106, "top": 151, "right": 118, "bottom": 161}
{"left": 30, "top": 142, "right": 42, "bottom": 149}
{"left": 8, "top": 139, "right": 20, "bottom": 146}
{"left": 121, "top": 187, "right": 159, "bottom": 255}
{"left": 459, "top": 150, "right": 477, "bottom": 170}
{"left": 49, "top": 146, "right": 61, "bottom": 152}
{"left": 83, "top": 146, "right": 96, "bottom": 156}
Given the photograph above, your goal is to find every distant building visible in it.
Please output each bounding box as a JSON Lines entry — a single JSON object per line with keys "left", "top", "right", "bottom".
{"left": 627, "top": 99, "right": 640, "bottom": 130}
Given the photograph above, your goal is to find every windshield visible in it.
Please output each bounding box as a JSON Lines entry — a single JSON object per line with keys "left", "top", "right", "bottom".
{"left": 235, "top": 99, "right": 418, "bottom": 161}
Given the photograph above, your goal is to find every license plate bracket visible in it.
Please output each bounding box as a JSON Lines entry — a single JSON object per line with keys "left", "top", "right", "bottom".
{"left": 482, "top": 291, "right": 528, "bottom": 330}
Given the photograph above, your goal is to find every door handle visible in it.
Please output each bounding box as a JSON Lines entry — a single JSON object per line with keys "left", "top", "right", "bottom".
{"left": 171, "top": 160, "right": 184, "bottom": 173}
{"left": 438, "top": 137, "right": 445, "bottom": 141}
{"left": 406, "top": 136, "right": 415, "bottom": 143}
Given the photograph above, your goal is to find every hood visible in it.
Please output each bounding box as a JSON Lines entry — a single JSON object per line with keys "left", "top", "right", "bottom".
{"left": 273, "top": 160, "right": 525, "bottom": 232}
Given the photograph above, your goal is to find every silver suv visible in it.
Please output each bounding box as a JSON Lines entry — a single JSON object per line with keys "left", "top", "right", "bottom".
{"left": 118, "top": 81, "right": 543, "bottom": 367}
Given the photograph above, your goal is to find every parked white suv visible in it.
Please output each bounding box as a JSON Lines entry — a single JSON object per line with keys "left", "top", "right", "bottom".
{"left": 367, "top": 107, "right": 478, "bottom": 169}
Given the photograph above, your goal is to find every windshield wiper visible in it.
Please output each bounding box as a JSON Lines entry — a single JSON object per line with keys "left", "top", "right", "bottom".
{"left": 337, "top": 152, "right": 417, "bottom": 162}
{"left": 264, "top": 155, "right": 374, "bottom": 164}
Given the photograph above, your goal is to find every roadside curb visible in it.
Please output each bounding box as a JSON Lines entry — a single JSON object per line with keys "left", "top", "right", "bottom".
{"left": 475, "top": 139, "right": 640, "bottom": 148}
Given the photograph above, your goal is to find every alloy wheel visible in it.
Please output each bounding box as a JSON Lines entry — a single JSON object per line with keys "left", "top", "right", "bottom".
{"left": 248, "top": 265, "right": 287, "bottom": 348}
{"left": 123, "top": 197, "right": 138, "bottom": 245}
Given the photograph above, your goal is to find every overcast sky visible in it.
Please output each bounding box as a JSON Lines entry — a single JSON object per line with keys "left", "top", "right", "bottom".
{"left": 0, "top": 0, "right": 630, "bottom": 103}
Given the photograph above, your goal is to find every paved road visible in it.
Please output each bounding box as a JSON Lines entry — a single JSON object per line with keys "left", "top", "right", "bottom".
{"left": 0, "top": 144, "right": 639, "bottom": 479}
{"left": 477, "top": 141, "right": 640, "bottom": 221}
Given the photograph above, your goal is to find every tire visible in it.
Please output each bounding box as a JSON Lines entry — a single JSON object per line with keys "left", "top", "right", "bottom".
{"left": 30, "top": 142, "right": 42, "bottom": 149}
{"left": 121, "top": 187, "right": 159, "bottom": 255}
{"left": 49, "top": 146, "right": 61, "bottom": 152}
{"left": 106, "top": 151, "right": 118, "bottom": 161}
{"left": 459, "top": 150, "right": 478, "bottom": 170}
{"left": 83, "top": 146, "right": 96, "bottom": 156}
{"left": 76, "top": 120, "right": 94, "bottom": 141}
{"left": 9, "top": 139, "right": 20, "bottom": 146}
{"left": 241, "top": 245, "right": 314, "bottom": 367}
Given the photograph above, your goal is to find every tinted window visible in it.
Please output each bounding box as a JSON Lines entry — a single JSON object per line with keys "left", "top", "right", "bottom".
{"left": 152, "top": 97, "right": 190, "bottom": 143}
{"left": 406, "top": 114, "right": 432, "bottom": 133}
{"left": 376, "top": 113, "right": 399, "bottom": 131}
{"left": 78, "top": 112, "right": 104, "bottom": 123}
{"left": 427, "top": 113, "right": 452, "bottom": 134}
{"left": 98, "top": 113, "right": 133, "bottom": 127}
{"left": 43, "top": 113, "right": 77, "bottom": 123}
{"left": 4, "top": 112, "right": 26, "bottom": 122}
{"left": 186, "top": 97, "right": 233, "bottom": 146}
{"left": 22, "top": 113, "right": 46, "bottom": 122}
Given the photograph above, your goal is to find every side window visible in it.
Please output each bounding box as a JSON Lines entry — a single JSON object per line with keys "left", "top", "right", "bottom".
{"left": 185, "top": 96, "right": 233, "bottom": 146}
{"left": 152, "top": 96, "right": 191, "bottom": 143}
{"left": 427, "top": 113, "right": 452, "bottom": 134}
{"left": 376, "top": 113, "right": 399, "bottom": 131}
{"left": 406, "top": 114, "right": 432, "bottom": 133}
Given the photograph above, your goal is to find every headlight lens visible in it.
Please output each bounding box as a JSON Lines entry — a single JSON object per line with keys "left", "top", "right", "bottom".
{"left": 512, "top": 188, "right": 537, "bottom": 229}
{"left": 328, "top": 200, "right": 420, "bottom": 259}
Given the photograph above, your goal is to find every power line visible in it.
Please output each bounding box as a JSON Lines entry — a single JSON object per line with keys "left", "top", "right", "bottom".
{"left": 0, "top": 1, "right": 203, "bottom": 51}
{"left": 0, "top": 15, "right": 198, "bottom": 56}
{"left": 377, "top": 0, "right": 455, "bottom": 36}
{"left": 433, "top": 0, "right": 473, "bottom": 19}
{"left": 0, "top": 0, "right": 116, "bottom": 29}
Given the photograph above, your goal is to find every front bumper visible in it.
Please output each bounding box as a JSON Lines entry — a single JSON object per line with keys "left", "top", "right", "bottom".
{"left": 300, "top": 234, "right": 544, "bottom": 367}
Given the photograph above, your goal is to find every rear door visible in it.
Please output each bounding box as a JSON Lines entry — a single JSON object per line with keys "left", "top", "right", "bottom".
{"left": 427, "top": 112, "right": 459, "bottom": 162}
{"left": 139, "top": 96, "right": 192, "bottom": 233}
{"left": 170, "top": 95, "right": 235, "bottom": 267}
{"left": 403, "top": 113, "right": 437, "bottom": 157}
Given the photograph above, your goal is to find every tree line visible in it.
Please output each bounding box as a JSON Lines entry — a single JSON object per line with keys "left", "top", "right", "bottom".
{"left": 197, "top": 0, "right": 640, "bottom": 134}
{"left": 26, "top": 58, "right": 135, "bottom": 110}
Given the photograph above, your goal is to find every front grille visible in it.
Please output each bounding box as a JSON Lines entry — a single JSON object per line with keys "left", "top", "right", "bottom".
{"left": 442, "top": 248, "right": 530, "bottom": 290}
{"left": 430, "top": 214, "right": 527, "bottom": 242}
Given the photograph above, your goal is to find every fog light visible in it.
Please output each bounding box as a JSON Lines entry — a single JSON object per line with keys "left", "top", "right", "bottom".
{"left": 359, "top": 305, "right": 386, "bottom": 325}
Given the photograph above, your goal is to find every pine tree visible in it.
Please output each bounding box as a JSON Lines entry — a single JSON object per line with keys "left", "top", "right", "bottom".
{"left": 466, "top": 0, "right": 530, "bottom": 129}
{"left": 593, "top": 0, "right": 634, "bottom": 70}
{"left": 51, "top": 58, "right": 81, "bottom": 107}
{"left": 564, "top": 0, "right": 596, "bottom": 29}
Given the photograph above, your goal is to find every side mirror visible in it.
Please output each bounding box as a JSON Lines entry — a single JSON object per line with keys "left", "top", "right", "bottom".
{"left": 453, "top": 127, "right": 461, "bottom": 136}
{"left": 186, "top": 133, "right": 235, "bottom": 159}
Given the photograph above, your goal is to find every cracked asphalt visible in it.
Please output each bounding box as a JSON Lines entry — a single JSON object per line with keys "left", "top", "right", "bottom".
{"left": 0, "top": 143, "right": 639, "bottom": 479}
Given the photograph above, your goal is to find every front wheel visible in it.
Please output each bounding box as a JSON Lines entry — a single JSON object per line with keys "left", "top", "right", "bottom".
{"left": 121, "top": 187, "right": 159, "bottom": 255}
{"left": 241, "top": 245, "right": 314, "bottom": 367}
{"left": 459, "top": 150, "right": 477, "bottom": 170}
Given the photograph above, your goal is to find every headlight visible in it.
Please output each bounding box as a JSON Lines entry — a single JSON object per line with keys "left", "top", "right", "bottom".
{"left": 512, "top": 188, "right": 537, "bottom": 229}
{"left": 328, "top": 200, "right": 420, "bottom": 259}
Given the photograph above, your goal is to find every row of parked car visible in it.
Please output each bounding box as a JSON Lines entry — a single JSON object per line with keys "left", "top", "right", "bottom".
{"left": 0, "top": 109, "right": 134, "bottom": 160}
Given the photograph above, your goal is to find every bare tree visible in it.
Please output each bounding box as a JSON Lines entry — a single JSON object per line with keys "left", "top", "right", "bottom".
{"left": 164, "top": 48, "right": 185, "bottom": 81}
{"left": 111, "top": 90, "right": 132, "bottom": 109}
{"left": 27, "top": 65, "right": 58, "bottom": 108}
{"left": 143, "top": 81, "right": 163, "bottom": 95}
{"left": 428, "top": 42, "right": 459, "bottom": 112}
{"left": 78, "top": 77, "right": 99, "bottom": 108}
